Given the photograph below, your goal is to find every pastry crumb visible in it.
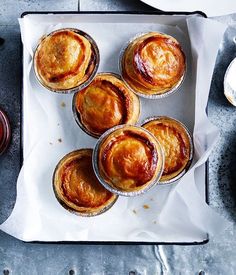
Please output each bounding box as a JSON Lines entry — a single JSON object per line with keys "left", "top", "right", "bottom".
{"left": 58, "top": 138, "right": 62, "bottom": 143}
{"left": 143, "top": 204, "right": 150, "bottom": 209}
{"left": 61, "top": 101, "right": 66, "bottom": 108}
{"left": 132, "top": 209, "right": 137, "bottom": 214}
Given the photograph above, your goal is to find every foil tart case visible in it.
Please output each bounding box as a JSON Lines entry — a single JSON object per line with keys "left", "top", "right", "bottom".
{"left": 141, "top": 116, "right": 194, "bottom": 185}
{"left": 33, "top": 28, "right": 100, "bottom": 94}
{"left": 119, "top": 32, "right": 186, "bottom": 99}
{"left": 92, "top": 124, "right": 165, "bottom": 197}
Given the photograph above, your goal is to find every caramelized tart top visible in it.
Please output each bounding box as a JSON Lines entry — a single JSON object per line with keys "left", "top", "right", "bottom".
{"left": 122, "top": 32, "right": 186, "bottom": 95}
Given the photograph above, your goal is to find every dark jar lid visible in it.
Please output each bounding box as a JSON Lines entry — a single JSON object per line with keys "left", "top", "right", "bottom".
{"left": 0, "top": 108, "right": 11, "bottom": 155}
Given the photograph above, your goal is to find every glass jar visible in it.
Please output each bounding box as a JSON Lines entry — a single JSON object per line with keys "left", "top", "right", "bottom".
{"left": 0, "top": 108, "right": 11, "bottom": 155}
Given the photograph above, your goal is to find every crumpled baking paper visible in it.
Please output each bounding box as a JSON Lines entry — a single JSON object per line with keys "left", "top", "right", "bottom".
{"left": 0, "top": 14, "right": 229, "bottom": 242}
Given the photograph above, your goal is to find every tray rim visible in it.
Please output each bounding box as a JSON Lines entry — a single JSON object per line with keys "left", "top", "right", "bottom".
{"left": 20, "top": 10, "right": 209, "bottom": 246}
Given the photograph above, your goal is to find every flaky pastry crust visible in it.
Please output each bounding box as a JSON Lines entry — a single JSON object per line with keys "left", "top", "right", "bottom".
{"left": 53, "top": 149, "right": 117, "bottom": 215}
{"left": 121, "top": 32, "right": 186, "bottom": 96}
{"left": 74, "top": 73, "right": 140, "bottom": 137}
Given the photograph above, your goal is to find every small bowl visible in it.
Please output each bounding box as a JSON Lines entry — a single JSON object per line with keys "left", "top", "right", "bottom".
{"left": 53, "top": 148, "right": 118, "bottom": 217}
{"left": 72, "top": 72, "right": 141, "bottom": 138}
{"left": 142, "top": 116, "right": 193, "bottom": 184}
{"left": 0, "top": 108, "right": 11, "bottom": 155}
{"left": 224, "top": 57, "right": 236, "bottom": 106}
{"left": 92, "top": 125, "right": 164, "bottom": 197}
{"left": 119, "top": 32, "right": 186, "bottom": 99}
{"left": 34, "top": 28, "right": 100, "bottom": 94}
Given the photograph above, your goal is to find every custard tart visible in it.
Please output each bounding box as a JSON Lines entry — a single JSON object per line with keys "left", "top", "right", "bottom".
{"left": 93, "top": 125, "right": 164, "bottom": 196}
{"left": 34, "top": 28, "right": 99, "bottom": 93}
{"left": 142, "top": 116, "right": 193, "bottom": 183}
{"left": 120, "top": 32, "right": 186, "bottom": 97}
{"left": 53, "top": 149, "right": 117, "bottom": 216}
{"left": 73, "top": 73, "right": 140, "bottom": 138}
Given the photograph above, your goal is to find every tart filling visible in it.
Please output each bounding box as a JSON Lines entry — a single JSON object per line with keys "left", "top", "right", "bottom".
{"left": 95, "top": 125, "right": 164, "bottom": 195}
{"left": 142, "top": 117, "right": 193, "bottom": 183}
{"left": 74, "top": 73, "right": 140, "bottom": 137}
{"left": 34, "top": 28, "right": 99, "bottom": 92}
{"left": 53, "top": 149, "right": 117, "bottom": 216}
{"left": 121, "top": 32, "right": 186, "bottom": 96}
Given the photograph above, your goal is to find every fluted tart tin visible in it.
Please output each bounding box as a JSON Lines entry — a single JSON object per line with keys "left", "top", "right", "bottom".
{"left": 119, "top": 32, "right": 186, "bottom": 99}
{"left": 92, "top": 124, "right": 165, "bottom": 197}
{"left": 33, "top": 28, "right": 100, "bottom": 94}
{"left": 142, "top": 116, "right": 193, "bottom": 184}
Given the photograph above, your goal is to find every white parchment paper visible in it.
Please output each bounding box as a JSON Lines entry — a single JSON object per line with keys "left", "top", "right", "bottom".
{"left": 0, "top": 14, "right": 229, "bottom": 242}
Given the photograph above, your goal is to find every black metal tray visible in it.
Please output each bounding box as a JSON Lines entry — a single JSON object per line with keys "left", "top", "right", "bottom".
{"left": 20, "top": 10, "right": 208, "bottom": 245}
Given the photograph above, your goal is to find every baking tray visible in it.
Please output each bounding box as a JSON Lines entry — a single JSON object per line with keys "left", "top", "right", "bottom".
{"left": 20, "top": 11, "right": 209, "bottom": 245}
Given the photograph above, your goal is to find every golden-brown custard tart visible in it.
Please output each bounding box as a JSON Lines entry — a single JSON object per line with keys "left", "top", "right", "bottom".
{"left": 142, "top": 116, "right": 193, "bottom": 183}
{"left": 53, "top": 149, "right": 117, "bottom": 216}
{"left": 120, "top": 32, "right": 186, "bottom": 98}
{"left": 73, "top": 73, "right": 140, "bottom": 138}
{"left": 34, "top": 28, "right": 99, "bottom": 93}
{"left": 93, "top": 125, "right": 164, "bottom": 196}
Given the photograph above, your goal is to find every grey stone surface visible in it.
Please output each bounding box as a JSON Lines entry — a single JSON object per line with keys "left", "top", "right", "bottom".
{"left": 0, "top": 0, "right": 79, "bottom": 25}
{"left": 0, "top": 25, "right": 21, "bottom": 223}
{"left": 208, "top": 25, "right": 236, "bottom": 221}
{"left": 0, "top": 0, "right": 236, "bottom": 274}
